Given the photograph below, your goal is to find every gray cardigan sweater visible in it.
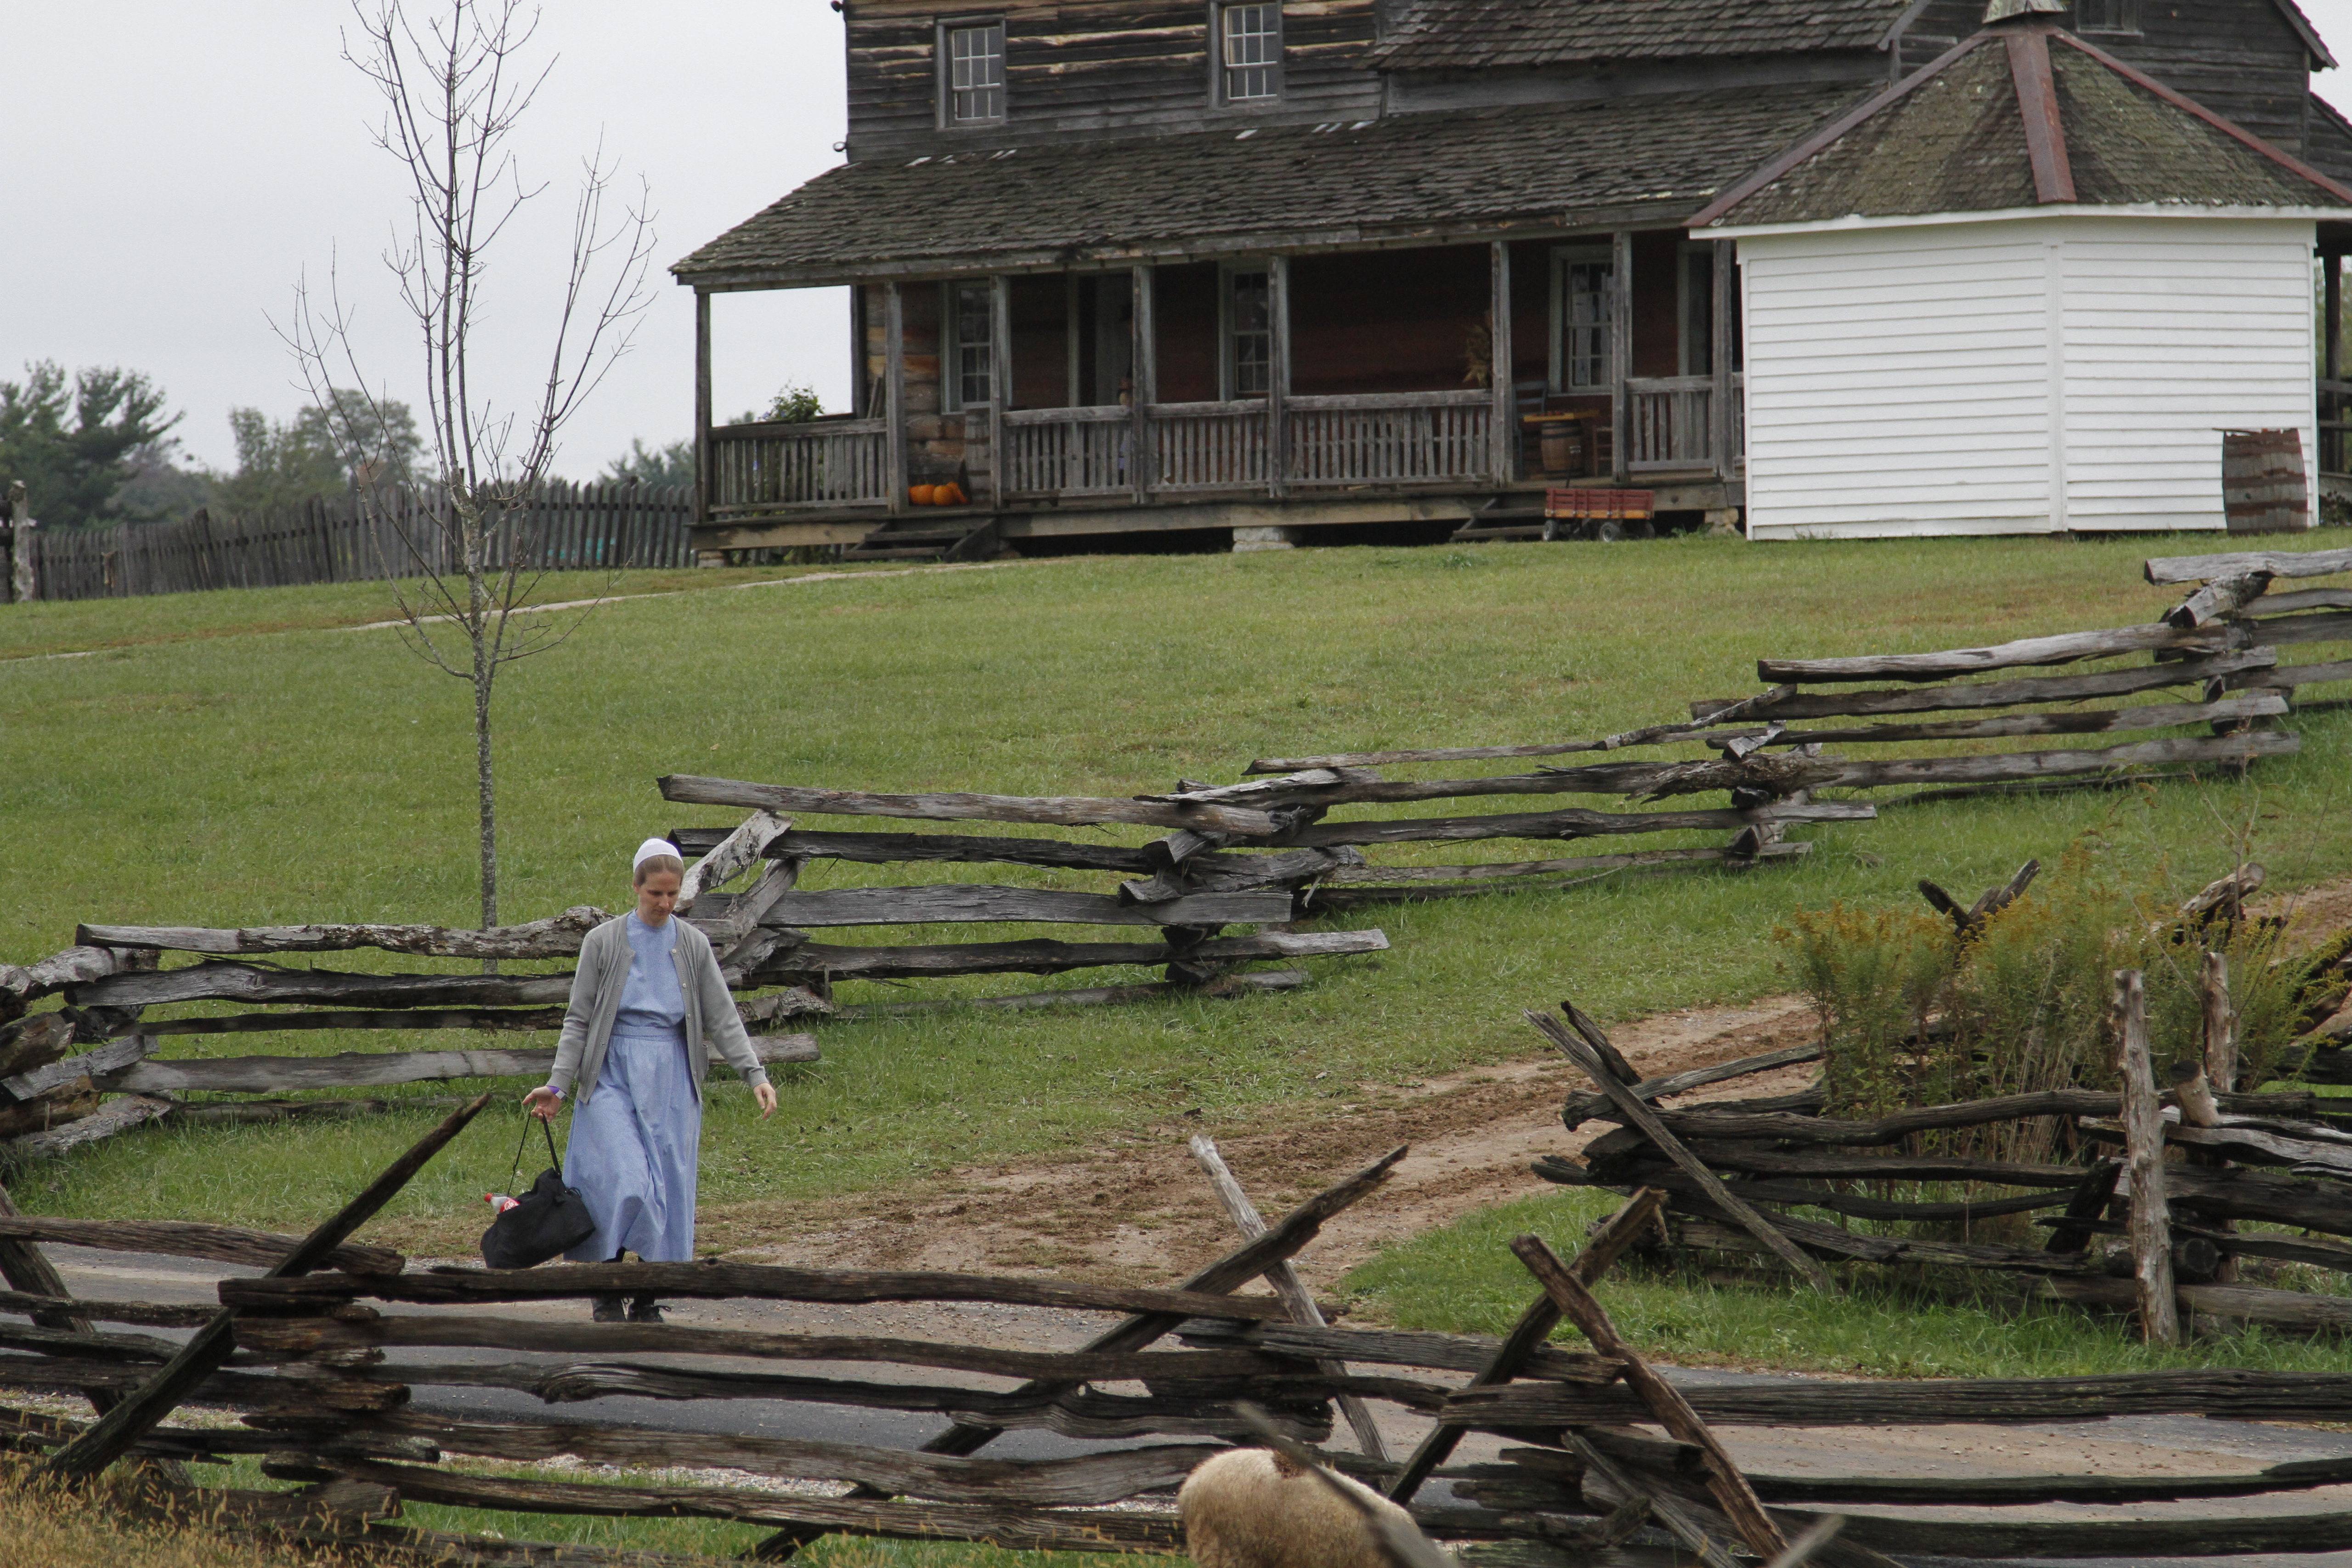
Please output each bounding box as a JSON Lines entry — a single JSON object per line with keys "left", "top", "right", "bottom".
{"left": 548, "top": 916, "right": 769, "bottom": 1104}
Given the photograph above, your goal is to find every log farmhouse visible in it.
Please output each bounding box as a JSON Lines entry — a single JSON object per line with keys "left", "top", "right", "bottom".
{"left": 675, "top": 0, "right": 2352, "bottom": 555}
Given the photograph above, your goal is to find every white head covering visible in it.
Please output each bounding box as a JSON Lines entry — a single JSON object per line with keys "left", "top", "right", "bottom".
{"left": 633, "top": 837, "right": 682, "bottom": 872}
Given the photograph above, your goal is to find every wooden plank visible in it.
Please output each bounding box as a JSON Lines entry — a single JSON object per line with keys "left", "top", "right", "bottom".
{"left": 1532, "top": 1010, "right": 1834, "bottom": 1292}
{"left": 2146, "top": 546, "right": 2352, "bottom": 584}
{"left": 1758, "top": 623, "right": 2236, "bottom": 684}
{"left": 2166, "top": 572, "right": 2274, "bottom": 628}
{"left": 673, "top": 825, "right": 1157, "bottom": 874}
{"left": 45, "top": 1091, "right": 493, "bottom": 1480}
{"left": 236, "top": 1314, "right": 1287, "bottom": 1383}
{"left": 695, "top": 291, "right": 714, "bottom": 527}
{"left": 1560, "top": 1045, "right": 1824, "bottom": 1133}
{"left": 311, "top": 1410, "right": 1221, "bottom": 1506}
{"left": 1695, "top": 649, "right": 2277, "bottom": 722}
{"left": 677, "top": 811, "right": 791, "bottom": 910}
{"left": 757, "top": 928, "right": 1387, "bottom": 982}
{"left": 1512, "top": 1234, "right": 1788, "bottom": 1559}
{"left": 1384, "top": 1188, "right": 1664, "bottom": 1503}
{"left": 1189, "top": 1135, "right": 1385, "bottom": 1460}
{"left": 758, "top": 884, "right": 1292, "bottom": 929}
{"left": 2116, "top": 969, "right": 2179, "bottom": 1345}
{"left": 102, "top": 1035, "right": 818, "bottom": 1095}
{"left": 283, "top": 1454, "right": 1187, "bottom": 1553}
{"left": 659, "top": 774, "right": 1282, "bottom": 836}
{"left": 220, "top": 1260, "right": 1308, "bottom": 1319}
{"left": 6, "top": 1096, "right": 172, "bottom": 1161}
{"left": 1132, "top": 265, "right": 1155, "bottom": 506}
{"left": 829, "top": 972, "right": 1305, "bottom": 1020}
{"left": 1442, "top": 1366, "right": 2352, "bottom": 1428}
{"left": 1282, "top": 802, "right": 1871, "bottom": 849}
{"left": 1305, "top": 845, "right": 1809, "bottom": 906}
{"left": 1491, "top": 240, "right": 1515, "bottom": 484}
{"left": 74, "top": 909, "right": 606, "bottom": 961}
{"left": 0, "top": 946, "right": 122, "bottom": 1012}
{"left": 141, "top": 1007, "right": 565, "bottom": 1037}
{"left": 1570, "top": 1429, "right": 1741, "bottom": 1568}
{"left": 0, "top": 1216, "right": 401, "bottom": 1275}
{"left": 2, "top": 1035, "right": 155, "bottom": 1099}
{"left": 1709, "top": 691, "right": 2286, "bottom": 748}
{"left": 71, "top": 964, "right": 575, "bottom": 1011}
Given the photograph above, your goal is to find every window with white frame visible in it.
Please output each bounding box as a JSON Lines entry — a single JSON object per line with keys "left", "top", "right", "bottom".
{"left": 1226, "top": 268, "right": 1272, "bottom": 397}
{"left": 2072, "top": 0, "right": 2140, "bottom": 34}
{"left": 944, "top": 282, "right": 995, "bottom": 410}
{"left": 944, "top": 21, "right": 1006, "bottom": 125}
{"left": 1220, "top": 4, "right": 1281, "bottom": 103}
{"left": 1551, "top": 247, "right": 1614, "bottom": 391}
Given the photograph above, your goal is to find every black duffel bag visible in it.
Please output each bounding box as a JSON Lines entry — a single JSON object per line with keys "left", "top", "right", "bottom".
{"left": 481, "top": 1114, "right": 596, "bottom": 1270}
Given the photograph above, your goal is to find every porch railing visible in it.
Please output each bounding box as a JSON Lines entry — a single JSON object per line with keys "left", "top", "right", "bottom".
{"left": 1286, "top": 390, "right": 1492, "bottom": 487}
{"left": 1152, "top": 401, "right": 1270, "bottom": 493}
{"left": 1000, "top": 407, "right": 1131, "bottom": 500}
{"left": 709, "top": 416, "right": 891, "bottom": 513}
{"left": 1624, "top": 375, "right": 1744, "bottom": 473}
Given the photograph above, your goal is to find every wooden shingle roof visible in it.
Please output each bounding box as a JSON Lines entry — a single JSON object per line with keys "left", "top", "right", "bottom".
{"left": 1369, "top": 0, "right": 1915, "bottom": 71}
{"left": 1695, "top": 21, "right": 2352, "bottom": 228}
{"left": 673, "top": 82, "right": 1867, "bottom": 286}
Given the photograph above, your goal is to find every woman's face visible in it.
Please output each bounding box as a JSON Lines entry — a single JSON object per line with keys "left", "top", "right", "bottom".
{"left": 636, "top": 869, "right": 682, "bottom": 924}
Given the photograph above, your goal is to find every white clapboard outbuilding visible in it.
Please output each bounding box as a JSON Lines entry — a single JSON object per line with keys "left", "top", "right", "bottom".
{"left": 1693, "top": 1, "right": 2352, "bottom": 539}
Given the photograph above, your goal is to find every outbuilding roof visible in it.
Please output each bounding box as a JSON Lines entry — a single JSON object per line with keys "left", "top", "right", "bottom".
{"left": 1694, "top": 20, "right": 2352, "bottom": 229}
{"left": 672, "top": 82, "right": 1866, "bottom": 288}
{"left": 1368, "top": 0, "right": 1914, "bottom": 72}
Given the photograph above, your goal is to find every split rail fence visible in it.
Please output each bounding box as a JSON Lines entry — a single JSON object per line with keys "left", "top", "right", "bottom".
{"left": 0, "top": 788, "right": 1388, "bottom": 1160}
{"left": 18, "top": 481, "right": 693, "bottom": 602}
{"left": 13, "top": 1099, "right": 2352, "bottom": 1564}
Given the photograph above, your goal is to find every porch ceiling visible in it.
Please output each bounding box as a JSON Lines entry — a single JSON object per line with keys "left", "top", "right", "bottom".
{"left": 672, "top": 83, "right": 1867, "bottom": 290}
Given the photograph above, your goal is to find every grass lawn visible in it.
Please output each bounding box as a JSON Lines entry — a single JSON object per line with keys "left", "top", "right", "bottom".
{"left": 7, "top": 531, "right": 2352, "bottom": 1249}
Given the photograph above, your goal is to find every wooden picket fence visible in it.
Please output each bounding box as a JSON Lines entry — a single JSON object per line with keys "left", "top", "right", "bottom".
{"left": 25, "top": 481, "right": 694, "bottom": 602}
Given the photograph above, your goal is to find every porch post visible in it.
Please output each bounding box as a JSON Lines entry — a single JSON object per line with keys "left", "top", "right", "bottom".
{"left": 693, "top": 289, "right": 712, "bottom": 527}
{"left": 1131, "top": 265, "right": 1156, "bottom": 505}
{"left": 1490, "top": 240, "right": 1515, "bottom": 486}
{"left": 1711, "top": 238, "right": 1736, "bottom": 482}
{"left": 990, "top": 273, "right": 1014, "bottom": 504}
{"left": 1610, "top": 230, "right": 1633, "bottom": 485}
{"left": 849, "top": 286, "right": 868, "bottom": 418}
{"left": 2327, "top": 251, "right": 2343, "bottom": 475}
{"left": 885, "top": 282, "right": 908, "bottom": 517}
{"left": 1268, "top": 254, "right": 1292, "bottom": 499}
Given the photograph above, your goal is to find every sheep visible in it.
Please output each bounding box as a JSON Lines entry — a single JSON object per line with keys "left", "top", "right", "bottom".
{"left": 1178, "top": 1445, "right": 1423, "bottom": 1568}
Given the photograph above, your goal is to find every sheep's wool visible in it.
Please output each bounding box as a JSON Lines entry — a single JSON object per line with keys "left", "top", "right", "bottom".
{"left": 1178, "top": 1448, "right": 1418, "bottom": 1568}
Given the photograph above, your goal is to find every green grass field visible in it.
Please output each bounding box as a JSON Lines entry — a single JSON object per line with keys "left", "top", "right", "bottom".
{"left": 13, "top": 530, "right": 2352, "bottom": 1563}
{"left": 6, "top": 532, "right": 2352, "bottom": 1246}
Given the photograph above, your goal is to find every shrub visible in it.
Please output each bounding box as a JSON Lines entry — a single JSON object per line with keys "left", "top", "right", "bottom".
{"left": 1778, "top": 838, "right": 2310, "bottom": 1169}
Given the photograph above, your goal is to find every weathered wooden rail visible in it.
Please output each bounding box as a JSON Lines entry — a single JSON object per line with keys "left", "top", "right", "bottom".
{"left": 23, "top": 1121, "right": 2352, "bottom": 1568}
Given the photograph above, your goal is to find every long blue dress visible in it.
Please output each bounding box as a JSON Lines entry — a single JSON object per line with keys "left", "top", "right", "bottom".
{"left": 563, "top": 912, "right": 700, "bottom": 1263}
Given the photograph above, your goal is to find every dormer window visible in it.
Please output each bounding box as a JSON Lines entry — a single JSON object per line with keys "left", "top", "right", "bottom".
{"left": 1218, "top": 4, "right": 1282, "bottom": 103}
{"left": 943, "top": 20, "right": 1006, "bottom": 125}
{"left": 2072, "top": 0, "right": 2140, "bottom": 34}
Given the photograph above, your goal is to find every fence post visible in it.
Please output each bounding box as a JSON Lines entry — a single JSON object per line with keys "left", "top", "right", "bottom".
{"left": 7, "top": 481, "right": 35, "bottom": 603}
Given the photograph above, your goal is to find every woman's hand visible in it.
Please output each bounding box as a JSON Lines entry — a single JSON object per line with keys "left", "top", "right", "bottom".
{"left": 521, "top": 1086, "right": 562, "bottom": 1122}
{"left": 753, "top": 1082, "right": 778, "bottom": 1120}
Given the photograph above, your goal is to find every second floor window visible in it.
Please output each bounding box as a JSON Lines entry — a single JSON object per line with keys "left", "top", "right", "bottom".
{"left": 946, "top": 21, "right": 1006, "bottom": 125}
{"left": 2073, "top": 0, "right": 2140, "bottom": 33}
{"left": 1221, "top": 4, "right": 1281, "bottom": 103}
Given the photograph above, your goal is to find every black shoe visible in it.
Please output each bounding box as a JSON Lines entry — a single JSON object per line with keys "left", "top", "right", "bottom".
{"left": 627, "top": 1296, "right": 664, "bottom": 1324}
{"left": 592, "top": 1295, "right": 627, "bottom": 1323}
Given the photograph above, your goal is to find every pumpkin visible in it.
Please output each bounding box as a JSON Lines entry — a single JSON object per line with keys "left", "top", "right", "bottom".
{"left": 935, "top": 482, "right": 968, "bottom": 507}
{"left": 909, "top": 484, "right": 936, "bottom": 506}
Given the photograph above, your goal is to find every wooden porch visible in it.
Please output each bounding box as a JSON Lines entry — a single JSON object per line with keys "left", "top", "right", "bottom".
{"left": 691, "top": 234, "right": 1745, "bottom": 553}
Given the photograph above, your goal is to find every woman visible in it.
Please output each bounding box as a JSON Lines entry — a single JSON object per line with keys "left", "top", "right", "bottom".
{"left": 523, "top": 838, "right": 778, "bottom": 1321}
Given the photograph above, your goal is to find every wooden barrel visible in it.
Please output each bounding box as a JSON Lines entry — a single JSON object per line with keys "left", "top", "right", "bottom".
{"left": 2221, "top": 428, "right": 2311, "bottom": 534}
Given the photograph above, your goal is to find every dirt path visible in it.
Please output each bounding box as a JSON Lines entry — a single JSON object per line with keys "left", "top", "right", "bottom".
{"left": 695, "top": 994, "right": 1823, "bottom": 1296}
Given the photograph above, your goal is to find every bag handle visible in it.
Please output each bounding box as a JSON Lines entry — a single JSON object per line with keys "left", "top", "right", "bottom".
{"left": 512, "top": 1109, "right": 562, "bottom": 1184}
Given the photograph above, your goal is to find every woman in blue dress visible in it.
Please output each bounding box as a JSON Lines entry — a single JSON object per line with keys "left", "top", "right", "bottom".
{"left": 524, "top": 838, "right": 778, "bottom": 1321}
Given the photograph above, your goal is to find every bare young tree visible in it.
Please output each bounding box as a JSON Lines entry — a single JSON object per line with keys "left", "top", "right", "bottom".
{"left": 288, "top": 0, "right": 656, "bottom": 934}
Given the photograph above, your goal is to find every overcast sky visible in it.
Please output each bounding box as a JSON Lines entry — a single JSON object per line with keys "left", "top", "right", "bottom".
{"left": 12, "top": 0, "right": 2352, "bottom": 480}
